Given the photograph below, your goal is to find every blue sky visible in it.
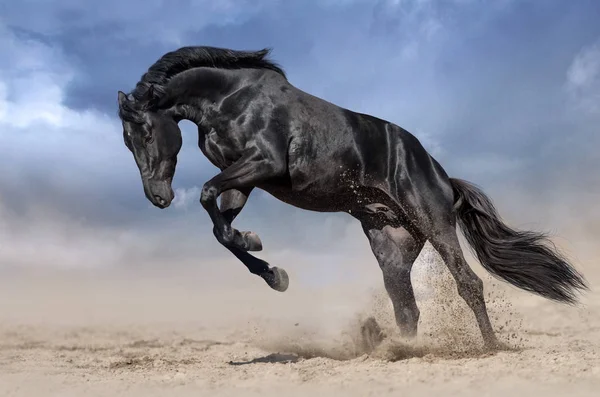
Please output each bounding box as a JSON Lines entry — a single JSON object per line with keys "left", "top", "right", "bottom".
{"left": 0, "top": 0, "right": 599, "bottom": 282}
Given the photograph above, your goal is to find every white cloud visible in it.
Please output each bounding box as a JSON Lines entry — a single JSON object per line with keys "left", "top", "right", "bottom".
{"left": 566, "top": 39, "right": 600, "bottom": 115}
{"left": 0, "top": 25, "right": 141, "bottom": 269}
{"left": 0, "top": 23, "right": 68, "bottom": 127}
{"left": 172, "top": 186, "right": 202, "bottom": 210}
{"left": 0, "top": 22, "right": 138, "bottom": 188}
{"left": 0, "top": 23, "right": 117, "bottom": 135}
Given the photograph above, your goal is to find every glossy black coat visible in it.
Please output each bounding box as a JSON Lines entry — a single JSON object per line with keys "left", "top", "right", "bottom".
{"left": 118, "top": 46, "right": 587, "bottom": 350}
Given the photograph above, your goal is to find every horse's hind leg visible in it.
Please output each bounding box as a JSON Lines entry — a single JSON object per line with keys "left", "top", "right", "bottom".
{"left": 426, "top": 221, "right": 501, "bottom": 349}
{"left": 360, "top": 217, "right": 426, "bottom": 338}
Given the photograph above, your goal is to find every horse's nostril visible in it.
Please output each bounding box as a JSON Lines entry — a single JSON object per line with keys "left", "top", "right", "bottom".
{"left": 154, "top": 195, "right": 166, "bottom": 205}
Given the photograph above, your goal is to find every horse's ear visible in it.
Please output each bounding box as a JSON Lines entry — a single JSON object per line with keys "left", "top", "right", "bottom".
{"left": 117, "top": 91, "right": 128, "bottom": 107}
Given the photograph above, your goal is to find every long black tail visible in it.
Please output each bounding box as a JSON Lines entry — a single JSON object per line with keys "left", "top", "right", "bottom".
{"left": 450, "top": 178, "right": 588, "bottom": 304}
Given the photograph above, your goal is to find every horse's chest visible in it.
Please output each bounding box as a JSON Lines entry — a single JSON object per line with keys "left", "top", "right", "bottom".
{"left": 199, "top": 130, "right": 241, "bottom": 170}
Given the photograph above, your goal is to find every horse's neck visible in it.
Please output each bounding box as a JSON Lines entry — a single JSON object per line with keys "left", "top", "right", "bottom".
{"left": 171, "top": 103, "right": 203, "bottom": 125}
{"left": 167, "top": 67, "right": 239, "bottom": 120}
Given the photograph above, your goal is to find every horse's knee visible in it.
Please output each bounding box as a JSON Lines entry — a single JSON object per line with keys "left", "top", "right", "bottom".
{"left": 200, "top": 184, "right": 218, "bottom": 207}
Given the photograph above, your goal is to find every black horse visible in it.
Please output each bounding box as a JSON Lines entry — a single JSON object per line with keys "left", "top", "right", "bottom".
{"left": 117, "top": 46, "right": 587, "bottom": 350}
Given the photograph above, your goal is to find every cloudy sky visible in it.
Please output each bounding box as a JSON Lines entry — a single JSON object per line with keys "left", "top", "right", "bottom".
{"left": 1, "top": 0, "right": 599, "bottom": 286}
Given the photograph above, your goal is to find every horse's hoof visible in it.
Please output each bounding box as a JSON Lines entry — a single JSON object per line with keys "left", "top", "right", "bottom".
{"left": 242, "top": 231, "right": 263, "bottom": 251}
{"left": 261, "top": 267, "right": 289, "bottom": 292}
{"left": 360, "top": 316, "right": 385, "bottom": 354}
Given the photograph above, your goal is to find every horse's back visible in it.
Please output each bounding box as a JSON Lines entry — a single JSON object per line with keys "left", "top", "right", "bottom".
{"left": 270, "top": 80, "right": 454, "bottom": 216}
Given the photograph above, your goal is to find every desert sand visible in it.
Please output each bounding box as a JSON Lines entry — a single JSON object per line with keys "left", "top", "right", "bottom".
{"left": 1, "top": 242, "right": 599, "bottom": 397}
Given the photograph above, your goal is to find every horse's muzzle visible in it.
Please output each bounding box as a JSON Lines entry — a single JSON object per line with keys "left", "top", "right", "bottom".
{"left": 143, "top": 178, "right": 174, "bottom": 209}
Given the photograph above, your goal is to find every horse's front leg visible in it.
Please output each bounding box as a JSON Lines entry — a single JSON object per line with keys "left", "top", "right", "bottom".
{"left": 216, "top": 187, "right": 262, "bottom": 251}
{"left": 199, "top": 149, "right": 289, "bottom": 291}
{"left": 220, "top": 188, "right": 252, "bottom": 224}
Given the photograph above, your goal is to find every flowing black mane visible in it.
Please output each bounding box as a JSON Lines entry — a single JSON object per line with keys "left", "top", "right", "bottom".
{"left": 130, "top": 46, "right": 286, "bottom": 103}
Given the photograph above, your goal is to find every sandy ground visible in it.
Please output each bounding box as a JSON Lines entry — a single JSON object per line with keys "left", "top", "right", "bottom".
{"left": 0, "top": 249, "right": 599, "bottom": 397}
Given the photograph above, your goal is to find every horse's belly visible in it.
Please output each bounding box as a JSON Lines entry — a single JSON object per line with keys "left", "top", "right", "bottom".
{"left": 259, "top": 182, "right": 348, "bottom": 213}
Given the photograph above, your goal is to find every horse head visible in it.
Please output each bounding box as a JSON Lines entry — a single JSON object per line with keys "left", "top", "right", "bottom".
{"left": 117, "top": 86, "right": 182, "bottom": 209}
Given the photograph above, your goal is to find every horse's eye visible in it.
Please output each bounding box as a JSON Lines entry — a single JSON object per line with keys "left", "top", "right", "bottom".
{"left": 144, "top": 134, "right": 154, "bottom": 145}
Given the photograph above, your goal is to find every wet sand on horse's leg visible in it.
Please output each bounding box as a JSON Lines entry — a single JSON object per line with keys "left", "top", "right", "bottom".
{"left": 1, "top": 245, "right": 599, "bottom": 397}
